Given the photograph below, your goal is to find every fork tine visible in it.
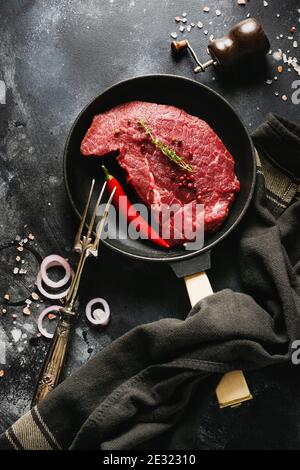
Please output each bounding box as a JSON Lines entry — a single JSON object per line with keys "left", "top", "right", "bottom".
{"left": 89, "top": 186, "right": 116, "bottom": 257}
{"left": 74, "top": 179, "right": 95, "bottom": 252}
{"left": 85, "top": 180, "right": 107, "bottom": 242}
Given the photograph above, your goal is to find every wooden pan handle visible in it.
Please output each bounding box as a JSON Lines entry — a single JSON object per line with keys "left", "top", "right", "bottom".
{"left": 184, "top": 271, "right": 213, "bottom": 307}
{"left": 184, "top": 272, "right": 252, "bottom": 409}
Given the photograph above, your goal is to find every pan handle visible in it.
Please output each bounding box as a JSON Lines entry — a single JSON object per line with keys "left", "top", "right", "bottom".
{"left": 183, "top": 271, "right": 252, "bottom": 408}
{"left": 184, "top": 271, "right": 213, "bottom": 307}
{"left": 170, "top": 251, "right": 213, "bottom": 305}
{"left": 170, "top": 252, "right": 253, "bottom": 409}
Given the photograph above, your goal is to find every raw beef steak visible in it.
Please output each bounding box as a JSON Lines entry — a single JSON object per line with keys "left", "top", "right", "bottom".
{"left": 81, "top": 101, "right": 240, "bottom": 247}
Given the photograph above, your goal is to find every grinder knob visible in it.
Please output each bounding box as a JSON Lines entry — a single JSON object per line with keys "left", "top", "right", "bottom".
{"left": 208, "top": 18, "right": 270, "bottom": 70}
{"left": 171, "top": 39, "right": 189, "bottom": 53}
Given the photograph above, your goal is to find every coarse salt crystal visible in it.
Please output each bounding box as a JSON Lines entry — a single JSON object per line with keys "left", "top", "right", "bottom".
{"left": 203, "top": 6, "right": 210, "bottom": 12}
{"left": 197, "top": 21, "right": 203, "bottom": 29}
{"left": 12, "top": 328, "right": 22, "bottom": 342}
{"left": 0, "top": 81, "right": 6, "bottom": 105}
{"left": 170, "top": 32, "right": 178, "bottom": 39}
{"left": 23, "top": 306, "right": 31, "bottom": 316}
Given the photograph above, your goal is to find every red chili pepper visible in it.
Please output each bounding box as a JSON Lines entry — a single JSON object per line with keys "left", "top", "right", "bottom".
{"left": 101, "top": 165, "right": 170, "bottom": 249}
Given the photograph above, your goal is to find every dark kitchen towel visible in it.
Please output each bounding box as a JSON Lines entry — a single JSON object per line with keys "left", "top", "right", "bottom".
{"left": 1, "top": 113, "right": 300, "bottom": 450}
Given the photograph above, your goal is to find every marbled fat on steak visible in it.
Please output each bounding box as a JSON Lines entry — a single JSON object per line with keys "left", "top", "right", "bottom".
{"left": 81, "top": 101, "right": 240, "bottom": 247}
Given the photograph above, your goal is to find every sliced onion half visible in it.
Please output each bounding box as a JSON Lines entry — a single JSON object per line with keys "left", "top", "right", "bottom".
{"left": 37, "top": 305, "right": 61, "bottom": 339}
{"left": 85, "top": 298, "right": 110, "bottom": 326}
{"left": 36, "top": 269, "right": 74, "bottom": 299}
{"left": 40, "top": 254, "right": 72, "bottom": 289}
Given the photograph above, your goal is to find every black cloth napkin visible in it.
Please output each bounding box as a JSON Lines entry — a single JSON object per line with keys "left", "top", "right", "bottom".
{"left": 1, "top": 114, "right": 300, "bottom": 450}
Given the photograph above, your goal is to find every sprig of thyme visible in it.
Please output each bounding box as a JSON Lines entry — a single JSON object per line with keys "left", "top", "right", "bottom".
{"left": 138, "top": 119, "right": 193, "bottom": 172}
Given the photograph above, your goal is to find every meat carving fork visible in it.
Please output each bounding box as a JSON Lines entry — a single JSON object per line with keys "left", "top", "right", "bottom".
{"left": 32, "top": 180, "right": 116, "bottom": 407}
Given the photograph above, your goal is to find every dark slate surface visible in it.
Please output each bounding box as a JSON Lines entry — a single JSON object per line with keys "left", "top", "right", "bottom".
{"left": 0, "top": 0, "right": 300, "bottom": 449}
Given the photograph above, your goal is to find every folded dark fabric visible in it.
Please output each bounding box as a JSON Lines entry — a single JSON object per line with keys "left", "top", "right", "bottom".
{"left": 1, "top": 113, "right": 300, "bottom": 450}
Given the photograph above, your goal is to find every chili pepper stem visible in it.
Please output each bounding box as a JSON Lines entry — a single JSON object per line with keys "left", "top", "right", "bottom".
{"left": 101, "top": 165, "right": 114, "bottom": 181}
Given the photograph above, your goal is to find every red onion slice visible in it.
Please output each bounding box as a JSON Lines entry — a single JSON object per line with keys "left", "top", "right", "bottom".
{"left": 37, "top": 305, "right": 61, "bottom": 339}
{"left": 85, "top": 298, "right": 110, "bottom": 326}
{"left": 36, "top": 269, "right": 74, "bottom": 299}
{"left": 40, "top": 255, "right": 72, "bottom": 289}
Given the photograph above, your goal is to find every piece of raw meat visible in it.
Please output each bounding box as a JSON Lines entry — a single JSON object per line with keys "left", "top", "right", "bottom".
{"left": 81, "top": 101, "right": 240, "bottom": 247}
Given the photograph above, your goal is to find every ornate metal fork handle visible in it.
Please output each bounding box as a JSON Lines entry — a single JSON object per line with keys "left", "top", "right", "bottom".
{"left": 32, "top": 179, "right": 116, "bottom": 408}
{"left": 31, "top": 307, "right": 74, "bottom": 406}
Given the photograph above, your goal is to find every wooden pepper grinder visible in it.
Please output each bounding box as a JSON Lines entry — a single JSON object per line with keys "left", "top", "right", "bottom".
{"left": 171, "top": 18, "right": 270, "bottom": 73}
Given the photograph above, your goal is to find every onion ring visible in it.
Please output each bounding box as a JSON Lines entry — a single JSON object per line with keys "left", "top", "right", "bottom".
{"left": 40, "top": 255, "right": 72, "bottom": 289}
{"left": 85, "top": 298, "right": 110, "bottom": 326}
{"left": 37, "top": 305, "right": 61, "bottom": 339}
{"left": 36, "top": 269, "right": 74, "bottom": 299}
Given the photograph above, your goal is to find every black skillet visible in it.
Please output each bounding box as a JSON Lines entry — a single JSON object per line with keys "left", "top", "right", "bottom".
{"left": 63, "top": 75, "right": 256, "bottom": 305}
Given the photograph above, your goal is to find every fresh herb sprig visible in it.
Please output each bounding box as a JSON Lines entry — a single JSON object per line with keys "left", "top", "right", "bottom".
{"left": 138, "top": 119, "right": 193, "bottom": 172}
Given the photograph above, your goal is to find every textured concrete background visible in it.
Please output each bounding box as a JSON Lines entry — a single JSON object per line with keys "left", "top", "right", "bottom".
{"left": 0, "top": 0, "right": 300, "bottom": 449}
